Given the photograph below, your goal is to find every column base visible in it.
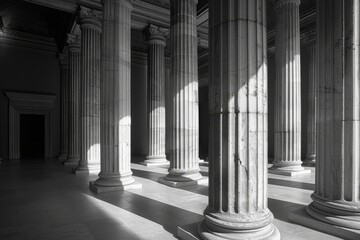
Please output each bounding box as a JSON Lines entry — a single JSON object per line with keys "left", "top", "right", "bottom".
{"left": 289, "top": 207, "right": 360, "bottom": 240}
{"left": 141, "top": 156, "right": 169, "bottom": 166}
{"left": 90, "top": 172, "right": 142, "bottom": 193}
{"left": 58, "top": 153, "right": 67, "bottom": 162}
{"left": 302, "top": 160, "right": 316, "bottom": 167}
{"left": 184, "top": 221, "right": 280, "bottom": 240}
{"left": 74, "top": 164, "right": 100, "bottom": 174}
{"left": 269, "top": 160, "right": 311, "bottom": 176}
{"left": 63, "top": 156, "right": 80, "bottom": 166}
{"left": 158, "top": 177, "right": 208, "bottom": 188}
{"left": 89, "top": 181, "right": 142, "bottom": 193}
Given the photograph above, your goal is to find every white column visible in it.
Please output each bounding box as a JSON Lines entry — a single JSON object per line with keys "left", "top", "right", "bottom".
{"left": 90, "top": 0, "right": 141, "bottom": 193}
{"left": 270, "top": 0, "right": 311, "bottom": 176}
{"left": 64, "top": 34, "right": 81, "bottom": 166}
{"left": 304, "top": 39, "right": 317, "bottom": 165}
{"left": 159, "top": 0, "right": 202, "bottom": 187}
{"left": 290, "top": 1, "right": 360, "bottom": 238}
{"left": 141, "top": 24, "right": 169, "bottom": 166}
{"left": 75, "top": 7, "right": 102, "bottom": 174}
{"left": 192, "top": 0, "right": 280, "bottom": 239}
{"left": 58, "top": 53, "right": 69, "bottom": 162}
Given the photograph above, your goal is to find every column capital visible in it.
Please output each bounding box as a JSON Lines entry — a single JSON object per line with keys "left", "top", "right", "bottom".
{"left": 67, "top": 34, "right": 81, "bottom": 52}
{"left": 79, "top": 6, "right": 102, "bottom": 33}
{"left": 58, "top": 53, "right": 69, "bottom": 67}
{"left": 145, "top": 24, "right": 169, "bottom": 45}
{"left": 275, "top": 0, "right": 301, "bottom": 9}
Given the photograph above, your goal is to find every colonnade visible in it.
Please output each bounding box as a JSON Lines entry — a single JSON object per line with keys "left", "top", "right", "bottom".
{"left": 56, "top": 0, "right": 360, "bottom": 239}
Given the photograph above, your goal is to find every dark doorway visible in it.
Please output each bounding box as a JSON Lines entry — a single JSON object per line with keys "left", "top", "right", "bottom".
{"left": 20, "top": 114, "right": 45, "bottom": 159}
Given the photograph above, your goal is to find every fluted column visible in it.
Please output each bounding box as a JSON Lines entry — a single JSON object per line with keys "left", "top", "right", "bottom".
{"left": 75, "top": 7, "right": 102, "bottom": 174}
{"left": 306, "top": 0, "right": 360, "bottom": 236}
{"left": 270, "top": 0, "right": 310, "bottom": 176}
{"left": 304, "top": 39, "right": 317, "bottom": 165}
{"left": 193, "top": 1, "right": 280, "bottom": 239}
{"left": 141, "top": 24, "right": 169, "bottom": 166}
{"left": 90, "top": 0, "right": 141, "bottom": 193}
{"left": 58, "top": 53, "right": 70, "bottom": 162}
{"left": 159, "top": 0, "right": 202, "bottom": 186}
{"left": 64, "top": 34, "right": 81, "bottom": 166}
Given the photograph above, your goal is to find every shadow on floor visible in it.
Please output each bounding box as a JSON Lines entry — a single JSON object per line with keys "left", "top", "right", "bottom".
{"left": 268, "top": 178, "right": 314, "bottom": 191}
{"left": 269, "top": 198, "right": 306, "bottom": 223}
{"left": 89, "top": 191, "right": 204, "bottom": 237}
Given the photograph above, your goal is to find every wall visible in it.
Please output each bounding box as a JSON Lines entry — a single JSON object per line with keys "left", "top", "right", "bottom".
{"left": 0, "top": 45, "right": 60, "bottom": 159}
{"left": 131, "top": 51, "right": 148, "bottom": 157}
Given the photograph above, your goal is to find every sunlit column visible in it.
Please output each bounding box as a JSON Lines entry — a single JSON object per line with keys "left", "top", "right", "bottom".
{"left": 142, "top": 24, "right": 169, "bottom": 166}
{"left": 159, "top": 0, "right": 202, "bottom": 187}
{"left": 290, "top": 1, "right": 360, "bottom": 238}
{"left": 75, "top": 6, "right": 102, "bottom": 174}
{"left": 192, "top": 0, "right": 280, "bottom": 239}
{"left": 58, "top": 53, "right": 70, "bottom": 162}
{"left": 90, "top": 0, "right": 141, "bottom": 192}
{"left": 304, "top": 39, "right": 317, "bottom": 165}
{"left": 64, "top": 34, "right": 81, "bottom": 166}
{"left": 270, "top": 0, "right": 311, "bottom": 176}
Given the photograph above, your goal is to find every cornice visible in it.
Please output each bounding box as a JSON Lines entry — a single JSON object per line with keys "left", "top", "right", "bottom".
{"left": 0, "top": 27, "right": 58, "bottom": 54}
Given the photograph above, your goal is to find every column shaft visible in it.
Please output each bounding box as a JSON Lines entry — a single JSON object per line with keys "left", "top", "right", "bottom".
{"left": 198, "top": 0, "right": 280, "bottom": 239}
{"left": 58, "top": 53, "right": 69, "bottom": 162}
{"left": 76, "top": 7, "right": 102, "bottom": 174}
{"left": 305, "top": 42, "right": 317, "bottom": 164}
{"left": 142, "top": 25, "right": 168, "bottom": 165}
{"left": 165, "top": 0, "right": 201, "bottom": 182}
{"left": 64, "top": 35, "right": 81, "bottom": 165}
{"left": 271, "top": 0, "right": 309, "bottom": 175}
{"left": 306, "top": 0, "right": 360, "bottom": 230}
{"left": 91, "top": 0, "right": 141, "bottom": 192}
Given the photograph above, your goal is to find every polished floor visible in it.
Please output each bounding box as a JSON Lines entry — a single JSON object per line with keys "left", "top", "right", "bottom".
{"left": 0, "top": 158, "right": 340, "bottom": 240}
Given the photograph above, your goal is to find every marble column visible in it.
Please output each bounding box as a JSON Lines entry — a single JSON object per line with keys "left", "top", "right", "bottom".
{"left": 304, "top": 39, "right": 317, "bottom": 166}
{"left": 75, "top": 7, "right": 102, "bottom": 174}
{"left": 141, "top": 24, "right": 169, "bottom": 166}
{"left": 90, "top": 0, "right": 141, "bottom": 193}
{"left": 64, "top": 34, "right": 81, "bottom": 166}
{"left": 159, "top": 0, "right": 202, "bottom": 187}
{"left": 184, "top": 0, "right": 280, "bottom": 239}
{"left": 58, "top": 53, "right": 70, "bottom": 162}
{"left": 270, "top": 0, "right": 311, "bottom": 176}
{"left": 290, "top": 0, "right": 360, "bottom": 238}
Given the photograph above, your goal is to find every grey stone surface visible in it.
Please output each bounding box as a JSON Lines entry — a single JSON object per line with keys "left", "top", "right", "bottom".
{"left": 196, "top": 0, "right": 280, "bottom": 239}
{"left": 272, "top": 0, "right": 307, "bottom": 175}
{"left": 64, "top": 34, "right": 81, "bottom": 165}
{"left": 58, "top": 53, "right": 69, "bottom": 162}
{"left": 298, "top": 0, "right": 360, "bottom": 235}
{"left": 75, "top": 6, "right": 102, "bottom": 174}
{"left": 91, "top": 0, "right": 140, "bottom": 191}
{"left": 305, "top": 40, "right": 317, "bottom": 165}
{"left": 142, "top": 24, "right": 168, "bottom": 166}
{"left": 165, "top": 0, "right": 202, "bottom": 183}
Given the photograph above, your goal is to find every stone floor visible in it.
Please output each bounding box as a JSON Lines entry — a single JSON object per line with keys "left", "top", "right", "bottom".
{"left": 0, "top": 158, "right": 340, "bottom": 240}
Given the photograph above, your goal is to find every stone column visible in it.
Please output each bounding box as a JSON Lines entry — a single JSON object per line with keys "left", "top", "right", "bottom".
{"left": 75, "top": 7, "right": 102, "bottom": 174}
{"left": 58, "top": 53, "right": 70, "bottom": 162}
{"left": 304, "top": 39, "right": 317, "bottom": 166}
{"left": 270, "top": 0, "right": 311, "bottom": 176}
{"left": 90, "top": 0, "right": 141, "bottom": 193}
{"left": 141, "top": 24, "right": 169, "bottom": 166}
{"left": 159, "top": 0, "right": 202, "bottom": 187}
{"left": 183, "top": 0, "right": 280, "bottom": 239}
{"left": 290, "top": 0, "right": 360, "bottom": 238}
{"left": 64, "top": 34, "right": 81, "bottom": 166}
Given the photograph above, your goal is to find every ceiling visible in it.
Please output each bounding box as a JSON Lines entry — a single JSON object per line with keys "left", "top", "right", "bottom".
{"left": 0, "top": 0, "right": 75, "bottom": 52}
